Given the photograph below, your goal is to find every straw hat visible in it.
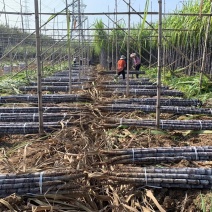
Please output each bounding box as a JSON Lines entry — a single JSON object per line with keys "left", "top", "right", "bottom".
{"left": 120, "top": 55, "right": 126, "bottom": 59}
{"left": 130, "top": 53, "right": 136, "bottom": 58}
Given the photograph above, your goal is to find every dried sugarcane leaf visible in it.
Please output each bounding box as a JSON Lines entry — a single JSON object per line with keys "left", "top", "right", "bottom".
{"left": 125, "top": 194, "right": 135, "bottom": 203}
{"left": 141, "top": 206, "right": 151, "bottom": 212}
{"left": 95, "top": 194, "right": 112, "bottom": 202}
{"left": 0, "top": 198, "right": 17, "bottom": 211}
{"left": 146, "top": 190, "right": 166, "bottom": 212}
{"left": 31, "top": 205, "right": 54, "bottom": 212}
{"left": 121, "top": 203, "right": 139, "bottom": 212}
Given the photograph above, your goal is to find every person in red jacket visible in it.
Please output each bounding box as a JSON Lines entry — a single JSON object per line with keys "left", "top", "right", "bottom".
{"left": 114, "top": 55, "right": 126, "bottom": 80}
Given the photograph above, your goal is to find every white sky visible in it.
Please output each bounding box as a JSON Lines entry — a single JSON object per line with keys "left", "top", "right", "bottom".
{"left": 0, "top": 0, "right": 186, "bottom": 37}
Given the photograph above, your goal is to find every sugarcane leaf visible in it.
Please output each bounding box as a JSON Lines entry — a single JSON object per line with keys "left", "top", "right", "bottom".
{"left": 118, "top": 125, "right": 128, "bottom": 129}
{"left": 149, "top": 130, "right": 167, "bottom": 135}
{"left": 184, "top": 130, "right": 212, "bottom": 136}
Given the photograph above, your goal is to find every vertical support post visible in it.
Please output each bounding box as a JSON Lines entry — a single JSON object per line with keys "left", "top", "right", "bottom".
{"left": 199, "top": 2, "right": 212, "bottom": 89}
{"left": 66, "top": 0, "right": 72, "bottom": 93}
{"left": 115, "top": 0, "right": 118, "bottom": 64}
{"left": 149, "top": 1, "right": 152, "bottom": 68}
{"left": 156, "top": 0, "right": 162, "bottom": 128}
{"left": 34, "top": 0, "right": 44, "bottom": 134}
{"left": 126, "top": 0, "right": 130, "bottom": 96}
{"left": 78, "top": 0, "right": 82, "bottom": 81}
{"left": 107, "top": 5, "right": 110, "bottom": 71}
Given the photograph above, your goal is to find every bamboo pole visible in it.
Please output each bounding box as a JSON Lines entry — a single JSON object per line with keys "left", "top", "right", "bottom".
{"left": 156, "top": 0, "right": 162, "bottom": 128}
{"left": 66, "top": 0, "right": 72, "bottom": 94}
{"left": 199, "top": 2, "right": 212, "bottom": 89}
{"left": 126, "top": 0, "right": 130, "bottom": 96}
{"left": 34, "top": 0, "right": 44, "bottom": 134}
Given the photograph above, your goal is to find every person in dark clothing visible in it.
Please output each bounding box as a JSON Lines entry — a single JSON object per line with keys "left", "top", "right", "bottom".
{"left": 130, "top": 53, "right": 141, "bottom": 78}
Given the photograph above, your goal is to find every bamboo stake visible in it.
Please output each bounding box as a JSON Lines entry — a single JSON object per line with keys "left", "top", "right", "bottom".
{"left": 34, "top": 0, "right": 44, "bottom": 134}
{"left": 156, "top": 0, "right": 162, "bottom": 128}
{"left": 199, "top": 2, "right": 212, "bottom": 89}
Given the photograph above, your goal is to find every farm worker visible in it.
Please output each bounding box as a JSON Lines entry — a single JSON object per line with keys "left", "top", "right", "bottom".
{"left": 73, "top": 57, "right": 77, "bottom": 64}
{"left": 107, "top": 56, "right": 112, "bottom": 70}
{"left": 114, "top": 55, "right": 126, "bottom": 80}
{"left": 130, "top": 52, "right": 141, "bottom": 78}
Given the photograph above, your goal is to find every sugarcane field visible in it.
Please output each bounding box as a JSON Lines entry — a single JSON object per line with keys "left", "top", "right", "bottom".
{"left": 0, "top": 0, "right": 212, "bottom": 211}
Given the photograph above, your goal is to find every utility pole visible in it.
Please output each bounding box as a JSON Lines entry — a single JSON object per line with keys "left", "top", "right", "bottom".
{"left": 34, "top": 0, "right": 44, "bottom": 134}
{"left": 156, "top": 0, "right": 162, "bottom": 128}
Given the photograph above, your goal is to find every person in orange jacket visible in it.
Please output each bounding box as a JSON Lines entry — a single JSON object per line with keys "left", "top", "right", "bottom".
{"left": 114, "top": 55, "right": 126, "bottom": 80}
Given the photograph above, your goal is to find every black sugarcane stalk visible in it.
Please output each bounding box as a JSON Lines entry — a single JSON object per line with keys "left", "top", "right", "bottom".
{"left": 98, "top": 104, "right": 212, "bottom": 115}
{"left": 104, "top": 118, "right": 212, "bottom": 130}
{"left": 109, "top": 98, "right": 202, "bottom": 107}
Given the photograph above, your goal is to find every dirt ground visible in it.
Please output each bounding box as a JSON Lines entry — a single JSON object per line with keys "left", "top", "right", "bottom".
{"left": 0, "top": 72, "right": 211, "bottom": 211}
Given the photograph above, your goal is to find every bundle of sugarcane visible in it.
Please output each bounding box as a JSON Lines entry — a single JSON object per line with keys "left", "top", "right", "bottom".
{"left": 52, "top": 70, "right": 93, "bottom": 76}
{"left": 19, "top": 85, "right": 91, "bottom": 92}
{"left": 29, "top": 81, "right": 92, "bottom": 86}
{"left": 0, "top": 94, "right": 93, "bottom": 103}
{"left": 93, "top": 167, "right": 212, "bottom": 189}
{"left": 104, "top": 118, "right": 212, "bottom": 130}
{"left": 0, "top": 113, "right": 88, "bottom": 122}
{"left": 98, "top": 85, "right": 169, "bottom": 89}
{"left": 109, "top": 98, "right": 202, "bottom": 107}
{"left": 0, "top": 170, "right": 87, "bottom": 197}
{"left": 0, "top": 122, "right": 72, "bottom": 134}
{"left": 98, "top": 70, "right": 145, "bottom": 75}
{"left": 0, "top": 106, "right": 87, "bottom": 113}
{"left": 101, "top": 79, "right": 150, "bottom": 84}
{"left": 97, "top": 104, "right": 212, "bottom": 115}
{"left": 102, "top": 89, "right": 184, "bottom": 97}
{"left": 41, "top": 77, "right": 95, "bottom": 82}
{"left": 100, "top": 146, "right": 212, "bottom": 165}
